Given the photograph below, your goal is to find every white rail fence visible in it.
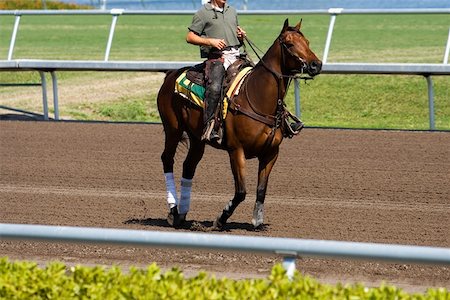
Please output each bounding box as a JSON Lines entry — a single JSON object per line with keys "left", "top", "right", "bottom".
{"left": 2, "top": 9, "right": 449, "bottom": 64}
{"left": 1, "top": 59, "right": 449, "bottom": 129}
{"left": 1, "top": 223, "right": 450, "bottom": 278}
{"left": 1, "top": 10, "right": 450, "bottom": 275}
{"left": 1, "top": 8, "right": 449, "bottom": 129}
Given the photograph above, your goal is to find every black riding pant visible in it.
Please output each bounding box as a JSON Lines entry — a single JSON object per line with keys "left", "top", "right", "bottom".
{"left": 204, "top": 59, "right": 225, "bottom": 123}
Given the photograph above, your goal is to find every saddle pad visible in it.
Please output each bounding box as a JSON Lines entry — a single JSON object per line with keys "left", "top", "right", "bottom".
{"left": 175, "top": 72, "right": 205, "bottom": 107}
{"left": 175, "top": 66, "right": 252, "bottom": 119}
{"left": 225, "top": 66, "right": 252, "bottom": 99}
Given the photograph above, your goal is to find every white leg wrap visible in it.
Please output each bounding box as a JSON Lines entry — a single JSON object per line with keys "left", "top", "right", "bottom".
{"left": 164, "top": 172, "right": 178, "bottom": 209}
{"left": 178, "top": 177, "right": 192, "bottom": 215}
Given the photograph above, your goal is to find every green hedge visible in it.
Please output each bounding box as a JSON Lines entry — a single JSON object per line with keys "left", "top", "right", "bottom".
{"left": 0, "top": 0, "right": 91, "bottom": 10}
{"left": 0, "top": 258, "right": 448, "bottom": 299}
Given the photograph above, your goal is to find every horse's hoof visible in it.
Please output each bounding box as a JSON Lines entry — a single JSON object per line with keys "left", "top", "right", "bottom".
{"left": 167, "top": 209, "right": 176, "bottom": 226}
{"left": 175, "top": 213, "right": 187, "bottom": 228}
{"left": 167, "top": 206, "right": 186, "bottom": 227}
{"left": 252, "top": 202, "right": 264, "bottom": 228}
{"left": 212, "top": 216, "right": 224, "bottom": 231}
{"left": 251, "top": 218, "right": 263, "bottom": 228}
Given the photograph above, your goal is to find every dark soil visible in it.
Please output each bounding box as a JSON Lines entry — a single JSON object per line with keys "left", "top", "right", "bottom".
{"left": 1, "top": 121, "right": 449, "bottom": 292}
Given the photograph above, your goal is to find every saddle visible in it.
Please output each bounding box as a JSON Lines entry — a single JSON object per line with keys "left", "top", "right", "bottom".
{"left": 175, "top": 56, "right": 254, "bottom": 119}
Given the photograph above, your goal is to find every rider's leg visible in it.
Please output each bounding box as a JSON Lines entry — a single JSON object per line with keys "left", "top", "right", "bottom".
{"left": 202, "top": 59, "right": 225, "bottom": 141}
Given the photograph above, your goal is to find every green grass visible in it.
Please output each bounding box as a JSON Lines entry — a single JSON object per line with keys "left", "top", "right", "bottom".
{"left": 0, "top": 14, "right": 449, "bottom": 129}
{"left": 66, "top": 95, "right": 160, "bottom": 122}
{"left": 289, "top": 75, "right": 450, "bottom": 130}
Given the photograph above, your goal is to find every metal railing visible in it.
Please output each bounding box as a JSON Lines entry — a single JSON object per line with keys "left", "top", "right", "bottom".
{"left": 1, "top": 9, "right": 449, "bottom": 129}
{"left": 2, "top": 8, "right": 450, "bottom": 63}
{"left": 2, "top": 59, "right": 449, "bottom": 129}
{"left": 1, "top": 9, "right": 450, "bottom": 277}
{"left": 1, "top": 223, "right": 450, "bottom": 278}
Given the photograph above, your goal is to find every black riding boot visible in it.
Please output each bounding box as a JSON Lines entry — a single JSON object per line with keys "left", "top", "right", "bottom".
{"left": 202, "top": 59, "right": 225, "bottom": 141}
{"left": 290, "top": 120, "right": 304, "bottom": 132}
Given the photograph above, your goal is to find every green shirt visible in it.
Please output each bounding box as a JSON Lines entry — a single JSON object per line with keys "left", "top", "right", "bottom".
{"left": 188, "top": 3, "right": 240, "bottom": 58}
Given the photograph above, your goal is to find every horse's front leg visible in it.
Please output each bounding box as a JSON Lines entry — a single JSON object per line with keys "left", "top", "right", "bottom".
{"left": 213, "top": 148, "right": 247, "bottom": 230}
{"left": 252, "top": 150, "right": 279, "bottom": 228}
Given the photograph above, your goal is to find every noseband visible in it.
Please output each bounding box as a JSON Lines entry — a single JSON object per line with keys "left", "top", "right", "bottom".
{"left": 278, "top": 37, "right": 308, "bottom": 76}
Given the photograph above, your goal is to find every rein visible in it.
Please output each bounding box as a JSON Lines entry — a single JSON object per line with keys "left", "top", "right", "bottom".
{"left": 230, "top": 35, "right": 309, "bottom": 130}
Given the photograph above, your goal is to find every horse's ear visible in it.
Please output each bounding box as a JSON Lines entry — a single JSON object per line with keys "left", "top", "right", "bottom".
{"left": 281, "top": 18, "right": 289, "bottom": 33}
{"left": 295, "top": 19, "right": 303, "bottom": 31}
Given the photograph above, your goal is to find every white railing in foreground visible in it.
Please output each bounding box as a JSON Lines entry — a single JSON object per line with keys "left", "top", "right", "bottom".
{"left": 1, "top": 223, "right": 450, "bottom": 279}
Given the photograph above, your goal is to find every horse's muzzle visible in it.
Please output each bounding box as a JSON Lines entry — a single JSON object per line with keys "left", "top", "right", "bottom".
{"left": 307, "top": 60, "right": 322, "bottom": 77}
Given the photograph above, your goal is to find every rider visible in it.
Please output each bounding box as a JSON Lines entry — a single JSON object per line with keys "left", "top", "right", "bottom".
{"left": 186, "top": 0, "right": 246, "bottom": 141}
{"left": 187, "top": 0, "right": 304, "bottom": 140}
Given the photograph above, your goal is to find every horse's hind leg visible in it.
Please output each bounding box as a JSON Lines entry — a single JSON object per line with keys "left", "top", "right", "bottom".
{"left": 162, "top": 129, "right": 205, "bottom": 228}
{"left": 161, "top": 127, "right": 183, "bottom": 226}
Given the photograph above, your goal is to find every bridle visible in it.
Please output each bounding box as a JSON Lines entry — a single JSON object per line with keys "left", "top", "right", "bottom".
{"left": 242, "top": 32, "right": 314, "bottom": 114}
{"left": 279, "top": 37, "right": 309, "bottom": 76}
{"left": 244, "top": 33, "right": 313, "bottom": 82}
{"left": 228, "top": 33, "right": 314, "bottom": 141}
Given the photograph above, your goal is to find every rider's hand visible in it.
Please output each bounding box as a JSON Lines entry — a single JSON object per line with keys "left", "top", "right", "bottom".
{"left": 209, "top": 38, "right": 227, "bottom": 50}
{"left": 237, "top": 26, "right": 246, "bottom": 40}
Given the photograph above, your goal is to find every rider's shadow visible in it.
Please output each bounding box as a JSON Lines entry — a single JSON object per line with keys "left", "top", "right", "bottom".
{"left": 123, "top": 218, "right": 267, "bottom": 232}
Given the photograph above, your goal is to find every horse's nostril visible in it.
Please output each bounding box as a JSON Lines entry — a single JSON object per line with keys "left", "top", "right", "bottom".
{"left": 309, "top": 60, "right": 322, "bottom": 73}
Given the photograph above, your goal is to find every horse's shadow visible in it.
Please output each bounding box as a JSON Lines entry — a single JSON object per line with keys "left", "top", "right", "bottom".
{"left": 124, "top": 217, "right": 269, "bottom": 232}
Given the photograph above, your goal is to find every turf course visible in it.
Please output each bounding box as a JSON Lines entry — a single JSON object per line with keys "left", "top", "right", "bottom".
{"left": 0, "top": 13, "right": 449, "bottom": 129}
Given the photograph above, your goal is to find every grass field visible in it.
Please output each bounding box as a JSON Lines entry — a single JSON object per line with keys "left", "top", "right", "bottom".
{"left": 0, "top": 13, "right": 449, "bottom": 129}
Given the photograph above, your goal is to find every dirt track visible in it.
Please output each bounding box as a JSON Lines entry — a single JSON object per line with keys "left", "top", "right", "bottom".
{"left": 1, "top": 121, "right": 449, "bottom": 292}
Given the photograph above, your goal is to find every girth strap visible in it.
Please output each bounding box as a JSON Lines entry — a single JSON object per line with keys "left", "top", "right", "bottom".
{"left": 228, "top": 101, "right": 276, "bottom": 127}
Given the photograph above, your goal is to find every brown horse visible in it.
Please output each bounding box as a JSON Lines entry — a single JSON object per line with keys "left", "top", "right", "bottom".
{"left": 157, "top": 19, "right": 322, "bottom": 230}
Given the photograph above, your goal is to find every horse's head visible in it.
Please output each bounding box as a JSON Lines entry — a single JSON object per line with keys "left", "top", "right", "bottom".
{"left": 278, "top": 19, "right": 322, "bottom": 77}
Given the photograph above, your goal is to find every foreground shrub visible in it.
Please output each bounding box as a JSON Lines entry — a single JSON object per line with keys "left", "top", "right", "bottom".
{"left": 0, "top": 257, "right": 448, "bottom": 299}
{"left": 0, "top": 0, "right": 91, "bottom": 10}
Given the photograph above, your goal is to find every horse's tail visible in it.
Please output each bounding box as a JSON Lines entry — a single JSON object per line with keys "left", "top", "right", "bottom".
{"left": 180, "top": 131, "right": 189, "bottom": 149}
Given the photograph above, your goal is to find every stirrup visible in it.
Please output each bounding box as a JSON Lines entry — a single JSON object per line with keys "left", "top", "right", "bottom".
{"left": 284, "top": 118, "right": 303, "bottom": 138}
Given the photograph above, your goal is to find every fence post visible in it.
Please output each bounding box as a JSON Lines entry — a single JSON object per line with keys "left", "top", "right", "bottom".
{"left": 39, "top": 72, "right": 49, "bottom": 121}
{"left": 100, "top": 0, "right": 107, "bottom": 10}
{"left": 323, "top": 8, "right": 343, "bottom": 64}
{"left": 425, "top": 75, "right": 435, "bottom": 130}
{"left": 105, "top": 9, "right": 123, "bottom": 61}
{"left": 243, "top": 0, "right": 248, "bottom": 10}
{"left": 8, "top": 13, "right": 22, "bottom": 61}
{"left": 444, "top": 27, "right": 450, "bottom": 64}
{"left": 294, "top": 78, "right": 301, "bottom": 118}
{"left": 282, "top": 256, "right": 296, "bottom": 280}
{"left": 50, "top": 72, "right": 60, "bottom": 120}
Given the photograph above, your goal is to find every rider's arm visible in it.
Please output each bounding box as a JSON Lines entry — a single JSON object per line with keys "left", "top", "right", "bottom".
{"left": 186, "top": 31, "right": 226, "bottom": 50}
